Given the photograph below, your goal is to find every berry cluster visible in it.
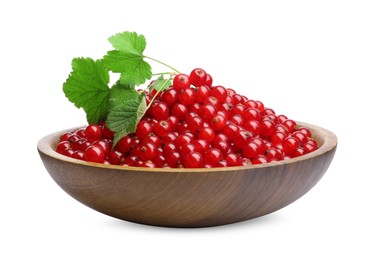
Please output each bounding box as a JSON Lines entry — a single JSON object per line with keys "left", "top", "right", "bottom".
{"left": 56, "top": 68, "right": 318, "bottom": 168}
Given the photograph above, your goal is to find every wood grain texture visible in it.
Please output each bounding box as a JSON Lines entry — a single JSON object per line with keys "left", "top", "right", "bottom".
{"left": 38, "top": 122, "right": 337, "bottom": 228}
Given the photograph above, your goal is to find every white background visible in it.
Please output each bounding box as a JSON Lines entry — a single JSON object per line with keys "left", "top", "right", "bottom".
{"left": 1, "top": 0, "right": 373, "bottom": 259}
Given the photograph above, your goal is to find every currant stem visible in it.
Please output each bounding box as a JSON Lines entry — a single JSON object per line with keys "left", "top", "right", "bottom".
{"left": 144, "top": 55, "right": 181, "bottom": 73}
{"left": 152, "top": 72, "right": 175, "bottom": 76}
{"left": 146, "top": 75, "right": 173, "bottom": 110}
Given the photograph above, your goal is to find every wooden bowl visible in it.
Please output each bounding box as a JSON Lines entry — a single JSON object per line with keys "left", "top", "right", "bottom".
{"left": 38, "top": 122, "right": 337, "bottom": 228}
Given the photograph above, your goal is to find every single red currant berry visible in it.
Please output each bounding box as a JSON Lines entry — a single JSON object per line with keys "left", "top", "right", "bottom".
{"left": 222, "top": 123, "right": 239, "bottom": 141}
{"left": 185, "top": 111, "right": 198, "bottom": 122}
{"left": 102, "top": 123, "right": 114, "bottom": 139}
{"left": 220, "top": 102, "right": 234, "bottom": 113}
{"left": 217, "top": 160, "right": 229, "bottom": 167}
{"left": 260, "top": 120, "right": 276, "bottom": 137}
{"left": 265, "top": 148, "right": 282, "bottom": 161}
{"left": 282, "top": 119, "right": 297, "bottom": 133}
{"left": 178, "top": 88, "right": 195, "bottom": 105}
{"left": 117, "top": 136, "right": 133, "bottom": 154}
{"left": 85, "top": 124, "right": 103, "bottom": 142}
{"left": 72, "top": 139, "right": 87, "bottom": 151}
{"left": 201, "top": 103, "right": 217, "bottom": 120}
{"left": 189, "top": 103, "right": 202, "bottom": 115}
{"left": 225, "top": 153, "right": 240, "bottom": 166}
{"left": 306, "top": 138, "right": 318, "bottom": 149}
{"left": 243, "top": 142, "right": 260, "bottom": 159}
{"left": 271, "top": 132, "right": 288, "bottom": 144}
{"left": 186, "top": 116, "right": 204, "bottom": 133}
{"left": 243, "top": 120, "right": 261, "bottom": 136}
{"left": 165, "top": 115, "right": 177, "bottom": 131}
{"left": 108, "top": 150, "right": 124, "bottom": 165}
{"left": 173, "top": 74, "right": 191, "bottom": 90}
{"left": 233, "top": 130, "right": 253, "bottom": 148}
{"left": 213, "top": 133, "right": 228, "bottom": 144}
{"left": 205, "top": 74, "right": 213, "bottom": 87}
{"left": 194, "top": 86, "right": 211, "bottom": 103}
{"left": 154, "top": 154, "right": 167, "bottom": 167}
{"left": 244, "top": 100, "right": 258, "bottom": 109}
{"left": 283, "top": 137, "right": 300, "bottom": 156}
{"left": 211, "top": 86, "right": 228, "bottom": 102}
{"left": 292, "top": 147, "right": 305, "bottom": 158}
{"left": 233, "top": 104, "right": 246, "bottom": 115}
{"left": 303, "top": 143, "right": 317, "bottom": 154}
{"left": 123, "top": 155, "right": 138, "bottom": 166}
{"left": 252, "top": 155, "right": 268, "bottom": 165}
{"left": 256, "top": 101, "right": 265, "bottom": 111}
{"left": 192, "top": 139, "right": 210, "bottom": 153}
{"left": 277, "top": 114, "right": 288, "bottom": 123}
{"left": 275, "top": 124, "right": 289, "bottom": 134}
{"left": 213, "top": 141, "right": 230, "bottom": 155}
{"left": 210, "top": 115, "right": 227, "bottom": 131}
{"left": 179, "top": 143, "right": 197, "bottom": 158}
{"left": 154, "top": 120, "right": 171, "bottom": 137}
{"left": 175, "top": 134, "right": 193, "bottom": 149}
{"left": 161, "top": 88, "right": 179, "bottom": 107}
{"left": 207, "top": 96, "right": 221, "bottom": 108}
{"left": 67, "top": 134, "right": 80, "bottom": 143}
{"left": 230, "top": 114, "right": 244, "bottom": 126}
{"left": 59, "top": 133, "right": 72, "bottom": 142}
{"left": 292, "top": 131, "right": 308, "bottom": 144}
{"left": 72, "top": 151, "right": 85, "bottom": 160}
{"left": 56, "top": 141, "right": 71, "bottom": 154}
{"left": 226, "top": 88, "right": 236, "bottom": 96}
{"left": 177, "top": 122, "right": 190, "bottom": 134}
{"left": 183, "top": 152, "right": 204, "bottom": 168}
{"left": 163, "top": 142, "right": 177, "bottom": 155}
{"left": 138, "top": 142, "right": 157, "bottom": 161}
{"left": 135, "top": 120, "right": 153, "bottom": 138}
{"left": 76, "top": 128, "right": 86, "bottom": 138}
{"left": 189, "top": 68, "right": 207, "bottom": 87}
{"left": 243, "top": 108, "right": 261, "bottom": 121}
{"left": 63, "top": 149, "right": 74, "bottom": 157}
{"left": 142, "top": 134, "right": 161, "bottom": 147}
{"left": 151, "top": 102, "right": 170, "bottom": 120}
{"left": 231, "top": 94, "right": 244, "bottom": 105}
{"left": 251, "top": 137, "right": 266, "bottom": 154}
{"left": 84, "top": 145, "right": 105, "bottom": 163}
{"left": 262, "top": 108, "right": 275, "bottom": 115}
{"left": 198, "top": 127, "right": 215, "bottom": 143}
{"left": 263, "top": 114, "right": 277, "bottom": 123}
{"left": 171, "top": 103, "right": 188, "bottom": 120}
{"left": 165, "top": 151, "right": 182, "bottom": 168}
{"left": 92, "top": 140, "right": 111, "bottom": 156}
{"left": 297, "top": 127, "right": 312, "bottom": 138}
{"left": 204, "top": 148, "right": 224, "bottom": 166}
{"left": 162, "top": 132, "right": 178, "bottom": 144}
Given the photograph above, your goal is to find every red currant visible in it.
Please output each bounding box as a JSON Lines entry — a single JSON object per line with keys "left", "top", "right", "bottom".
{"left": 189, "top": 68, "right": 207, "bottom": 87}
{"left": 173, "top": 74, "right": 191, "bottom": 90}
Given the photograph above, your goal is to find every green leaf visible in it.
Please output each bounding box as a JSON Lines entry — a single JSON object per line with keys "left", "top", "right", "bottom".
{"left": 63, "top": 58, "right": 110, "bottom": 124}
{"left": 103, "top": 50, "right": 152, "bottom": 86}
{"left": 110, "top": 81, "right": 139, "bottom": 108}
{"left": 149, "top": 75, "right": 172, "bottom": 92}
{"left": 108, "top": 31, "right": 146, "bottom": 56}
{"left": 106, "top": 93, "right": 147, "bottom": 145}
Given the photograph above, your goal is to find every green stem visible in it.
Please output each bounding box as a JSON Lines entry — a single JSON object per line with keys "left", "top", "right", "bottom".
{"left": 152, "top": 72, "right": 175, "bottom": 76}
{"left": 144, "top": 55, "right": 181, "bottom": 73}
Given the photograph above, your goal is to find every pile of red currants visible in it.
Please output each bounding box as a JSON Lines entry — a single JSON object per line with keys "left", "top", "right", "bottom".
{"left": 56, "top": 68, "right": 318, "bottom": 168}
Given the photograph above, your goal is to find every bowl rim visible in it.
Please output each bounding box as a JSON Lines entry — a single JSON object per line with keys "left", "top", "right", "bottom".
{"left": 37, "top": 121, "right": 337, "bottom": 173}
